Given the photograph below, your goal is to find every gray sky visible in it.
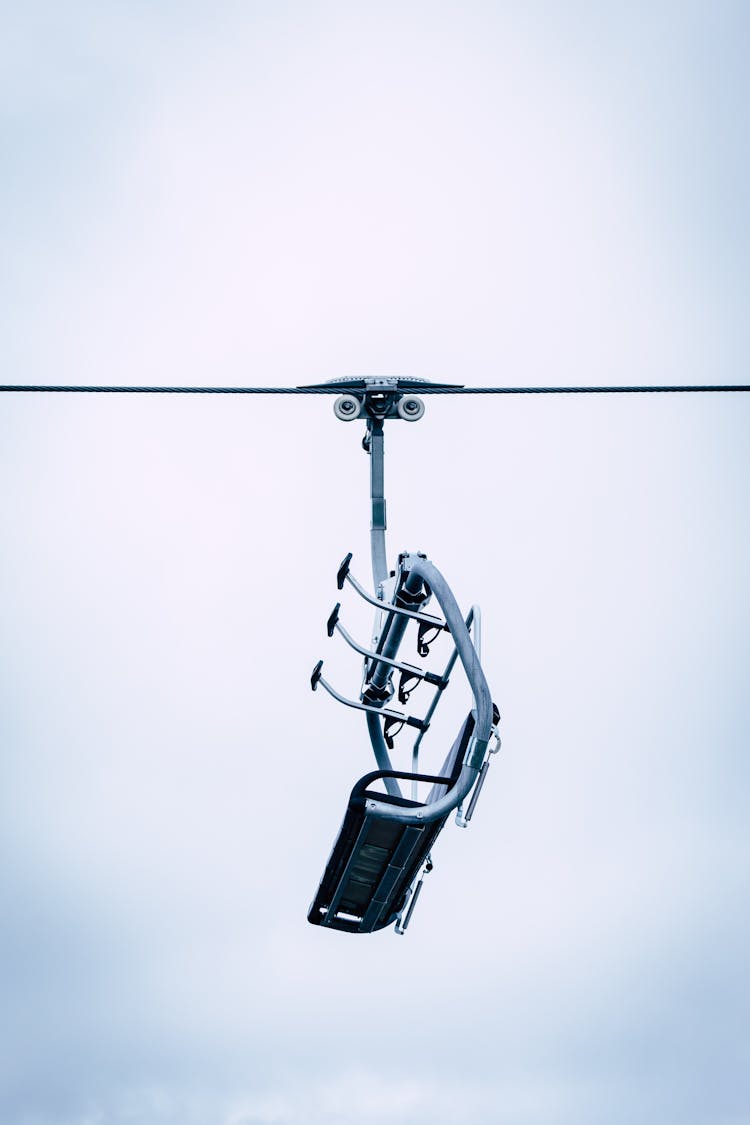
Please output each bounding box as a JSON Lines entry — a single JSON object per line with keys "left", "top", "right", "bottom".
{"left": 1, "top": 4, "right": 749, "bottom": 1124}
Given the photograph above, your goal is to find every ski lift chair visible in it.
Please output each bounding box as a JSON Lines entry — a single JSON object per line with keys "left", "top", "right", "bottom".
{"left": 309, "top": 552, "right": 498, "bottom": 934}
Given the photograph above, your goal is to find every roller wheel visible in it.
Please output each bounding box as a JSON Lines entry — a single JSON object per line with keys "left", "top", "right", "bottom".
{"left": 333, "top": 394, "right": 362, "bottom": 421}
{"left": 397, "top": 395, "right": 425, "bottom": 421}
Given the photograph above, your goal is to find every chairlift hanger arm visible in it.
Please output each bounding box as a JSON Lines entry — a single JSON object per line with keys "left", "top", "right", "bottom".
{"left": 368, "top": 416, "right": 388, "bottom": 590}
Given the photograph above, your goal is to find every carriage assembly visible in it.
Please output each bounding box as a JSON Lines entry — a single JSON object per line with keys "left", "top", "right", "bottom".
{"left": 306, "top": 378, "right": 501, "bottom": 934}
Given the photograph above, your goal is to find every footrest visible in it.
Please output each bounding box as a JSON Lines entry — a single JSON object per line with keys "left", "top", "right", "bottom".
{"left": 307, "top": 769, "right": 452, "bottom": 933}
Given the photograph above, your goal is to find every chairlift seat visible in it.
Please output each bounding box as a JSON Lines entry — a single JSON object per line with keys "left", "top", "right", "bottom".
{"left": 308, "top": 715, "right": 475, "bottom": 933}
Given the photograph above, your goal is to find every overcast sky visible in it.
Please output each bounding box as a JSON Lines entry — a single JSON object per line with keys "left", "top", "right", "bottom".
{"left": 1, "top": 4, "right": 749, "bottom": 1124}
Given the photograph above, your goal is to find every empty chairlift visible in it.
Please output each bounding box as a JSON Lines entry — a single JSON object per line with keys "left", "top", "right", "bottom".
{"left": 306, "top": 378, "right": 501, "bottom": 934}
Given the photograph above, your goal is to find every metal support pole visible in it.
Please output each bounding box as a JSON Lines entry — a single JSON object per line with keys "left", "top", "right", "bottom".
{"left": 368, "top": 418, "right": 388, "bottom": 592}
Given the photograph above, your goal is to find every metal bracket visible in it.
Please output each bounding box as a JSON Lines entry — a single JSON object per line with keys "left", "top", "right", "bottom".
{"left": 395, "top": 854, "right": 434, "bottom": 935}
{"left": 310, "top": 660, "right": 429, "bottom": 735}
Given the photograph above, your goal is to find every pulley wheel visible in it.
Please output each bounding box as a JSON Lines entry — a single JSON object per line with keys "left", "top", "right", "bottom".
{"left": 333, "top": 394, "right": 362, "bottom": 421}
{"left": 397, "top": 395, "right": 425, "bottom": 422}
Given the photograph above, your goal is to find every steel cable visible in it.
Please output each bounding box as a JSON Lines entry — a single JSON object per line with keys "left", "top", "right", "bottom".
{"left": 1, "top": 383, "right": 748, "bottom": 395}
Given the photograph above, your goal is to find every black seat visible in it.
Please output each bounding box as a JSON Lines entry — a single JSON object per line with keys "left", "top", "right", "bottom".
{"left": 308, "top": 715, "right": 475, "bottom": 933}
